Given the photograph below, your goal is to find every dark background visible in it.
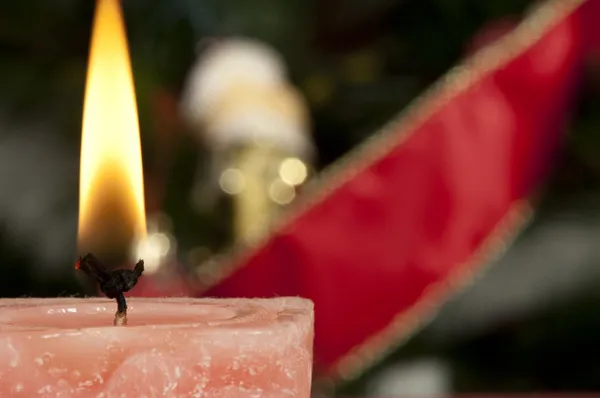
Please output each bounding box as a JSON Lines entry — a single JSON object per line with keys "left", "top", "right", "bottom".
{"left": 1, "top": 0, "right": 600, "bottom": 395}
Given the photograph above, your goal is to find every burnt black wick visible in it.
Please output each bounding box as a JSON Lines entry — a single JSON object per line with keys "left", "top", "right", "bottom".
{"left": 75, "top": 253, "right": 144, "bottom": 326}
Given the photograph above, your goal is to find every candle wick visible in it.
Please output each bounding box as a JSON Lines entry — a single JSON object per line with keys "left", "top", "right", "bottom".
{"left": 75, "top": 253, "right": 144, "bottom": 327}
{"left": 116, "top": 292, "right": 127, "bottom": 313}
{"left": 114, "top": 293, "right": 128, "bottom": 326}
{"left": 114, "top": 309, "right": 127, "bottom": 326}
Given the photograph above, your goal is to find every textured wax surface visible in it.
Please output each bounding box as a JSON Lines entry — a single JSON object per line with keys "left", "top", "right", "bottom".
{"left": 0, "top": 297, "right": 314, "bottom": 397}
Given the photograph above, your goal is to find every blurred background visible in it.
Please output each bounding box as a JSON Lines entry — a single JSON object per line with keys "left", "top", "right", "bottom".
{"left": 2, "top": 0, "right": 600, "bottom": 396}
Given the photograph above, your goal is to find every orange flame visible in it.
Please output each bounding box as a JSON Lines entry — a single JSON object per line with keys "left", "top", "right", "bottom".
{"left": 78, "top": 0, "right": 146, "bottom": 256}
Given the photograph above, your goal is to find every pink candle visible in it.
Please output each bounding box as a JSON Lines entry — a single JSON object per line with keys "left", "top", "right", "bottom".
{"left": 0, "top": 297, "right": 314, "bottom": 397}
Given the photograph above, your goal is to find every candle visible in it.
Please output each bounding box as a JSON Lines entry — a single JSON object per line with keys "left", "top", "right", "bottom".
{"left": 181, "top": 41, "right": 314, "bottom": 245}
{"left": 0, "top": 297, "right": 314, "bottom": 396}
{"left": 0, "top": 1, "right": 315, "bottom": 396}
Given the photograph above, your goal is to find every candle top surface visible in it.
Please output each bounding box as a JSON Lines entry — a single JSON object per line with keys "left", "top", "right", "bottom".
{"left": 0, "top": 297, "right": 313, "bottom": 332}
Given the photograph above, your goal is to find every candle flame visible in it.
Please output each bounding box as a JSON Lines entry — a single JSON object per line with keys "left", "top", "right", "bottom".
{"left": 78, "top": 0, "right": 146, "bottom": 257}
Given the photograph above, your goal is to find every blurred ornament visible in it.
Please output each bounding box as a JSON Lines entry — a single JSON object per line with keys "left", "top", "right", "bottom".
{"left": 221, "top": 144, "right": 312, "bottom": 242}
{"left": 180, "top": 37, "right": 314, "bottom": 244}
{"left": 181, "top": 38, "right": 288, "bottom": 129}
{"left": 203, "top": 82, "right": 312, "bottom": 156}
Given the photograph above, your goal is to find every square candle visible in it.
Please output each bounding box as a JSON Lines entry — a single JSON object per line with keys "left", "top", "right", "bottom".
{"left": 0, "top": 297, "right": 314, "bottom": 397}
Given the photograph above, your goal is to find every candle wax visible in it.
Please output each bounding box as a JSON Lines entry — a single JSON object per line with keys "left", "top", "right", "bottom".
{"left": 0, "top": 297, "right": 313, "bottom": 397}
